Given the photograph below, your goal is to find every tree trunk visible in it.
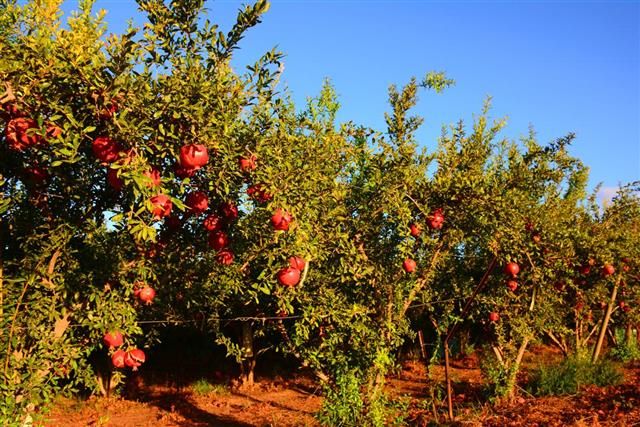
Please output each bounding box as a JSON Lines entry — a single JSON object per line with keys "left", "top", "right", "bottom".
{"left": 625, "top": 324, "right": 633, "bottom": 346}
{"left": 507, "top": 336, "right": 531, "bottom": 400}
{"left": 444, "top": 338, "right": 454, "bottom": 421}
{"left": 592, "top": 282, "right": 618, "bottom": 363}
{"left": 239, "top": 321, "right": 255, "bottom": 388}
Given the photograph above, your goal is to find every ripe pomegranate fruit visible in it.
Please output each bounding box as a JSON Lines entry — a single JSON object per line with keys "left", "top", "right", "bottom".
{"left": 203, "top": 213, "right": 223, "bottom": 232}
{"left": 186, "top": 191, "right": 209, "bottom": 215}
{"left": 216, "top": 249, "right": 234, "bottom": 265}
{"left": 92, "top": 136, "right": 122, "bottom": 163}
{"left": 506, "top": 280, "right": 518, "bottom": 292}
{"left": 427, "top": 208, "right": 444, "bottom": 230}
{"left": 409, "top": 223, "right": 421, "bottom": 237}
{"left": 602, "top": 264, "right": 615, "bottom": 277}
{"left": 220, "top": 201, "right": 238, "bottom": 222}
{"left": 289, "top": 256, "right": 306, "bottom": 271}
{"left": 278, "top": 267, "right": 301, "bottom": 287}
{"left": 111, "top": 350, "right": 127, "bottom": 368}
{"left": 175, "top": 164, "right": 197, "bottom": 179}
{"left": 137, "top": 286, "right": 156, "bottom": 304}
{"left": 239, "top": 154, "right": 257, "bottom": 172}
{"left": 208, "top": 231, "right": 229, "bottom": 251}
{"left": 149, "top": 194, "right": 172, "bottom": 218}
{"left": 403, "top": 258, "right": 417, "bottom": 273}
{"left": 45, "top": 124, "right": 62, "bottom": 140}
{"left": 5, "top": 117, "right": 40, "bottom": 150}
{"left": 489, "top": 312, "right": 500, "bottom": 322}
{"left": 504, "top": 262, "right": 520, "bottom": 278}
{"left": 579, "top": 265, "right": 591, "bottom": 275}
{"left": 247, "top": 183, "right": 272, "bottom": 203}
{"left": 107, "top": 168, "right": 123, "bottom": 191}
{"left": 180, "top": 144, "right": 209, "bottom": 169}
{"left": 124, "top": 348, "right": 146, "bottom": 371}
{"left": 24, "top": 166, "right": 48, "bottom": 186}
{"left": 143, "top": 168, "right": 161, "bottom": 187}
{"left": 103, "top": 331, "right": 124, "bottom": 348}
{"left": 271, "top": 208, "right": 293, "bottom": 231}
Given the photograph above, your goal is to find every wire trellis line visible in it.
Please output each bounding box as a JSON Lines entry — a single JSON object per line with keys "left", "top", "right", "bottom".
{"left": 7, "top": 296, "right": 466, "bottom": 330}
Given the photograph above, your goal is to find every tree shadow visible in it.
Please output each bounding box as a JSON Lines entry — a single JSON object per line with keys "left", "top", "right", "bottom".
{"left": 136, "top": 390, "right": 253, "bottom": 427}
{"left": 231, "top": 390, "right": 317, "bottom": 416}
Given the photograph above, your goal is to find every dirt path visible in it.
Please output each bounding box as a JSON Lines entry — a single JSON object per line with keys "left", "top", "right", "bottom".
{"left": 45, "top": 378, "right": 322, "bottom": 427}
{"left": 44, "top": 355, "right": 640, "bottom": 426}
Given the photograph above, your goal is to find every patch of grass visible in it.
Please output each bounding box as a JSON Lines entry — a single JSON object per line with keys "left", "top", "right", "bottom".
{"left": 610, "top": 329, "right": 640, "bottom": 362}
{"left": 191, "top": 379, "right": 229, "bottom": 396}
{"left": 527, "top": 356, "right": 623, "bottom": 396}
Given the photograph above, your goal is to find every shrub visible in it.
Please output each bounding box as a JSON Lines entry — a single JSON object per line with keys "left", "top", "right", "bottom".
{"left": 527, "top": 357, "right": 623, "bottom": 396}
{"left": 610, "top": 329, "right": 640, "bottom": 362}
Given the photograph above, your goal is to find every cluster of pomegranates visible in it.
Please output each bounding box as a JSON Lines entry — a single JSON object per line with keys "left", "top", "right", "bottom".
{"left": 103, "top": 331, "right": 146, "bottom": 370}
{"left": 149, "top": 143, "right": 209, "bottom": 219}
{"left": 203, "top": 203, "right": 237, "bottom": 265}
{"left": 277, "top": 256, "right": 306, "bottom": 287}
{"left": 576, "top": 257, "right": 617, "bottom": 278}
{"left": 3, "top": 104, "right": 62, "bottom": 152}
{"left": 403, "top": 207, "right": 446, "bottom": 273}
{"left": 504, "top": 261, "right": 520, "bottom": 292}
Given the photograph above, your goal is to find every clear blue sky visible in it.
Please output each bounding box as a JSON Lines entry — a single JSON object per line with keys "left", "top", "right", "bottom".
{"left": 62, "top": 0, "right": 640, "bottom": 193}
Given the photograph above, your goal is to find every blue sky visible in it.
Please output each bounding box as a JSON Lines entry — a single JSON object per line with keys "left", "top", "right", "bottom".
{"left": 62, "top": 0, "right": 640, "bottom": 194}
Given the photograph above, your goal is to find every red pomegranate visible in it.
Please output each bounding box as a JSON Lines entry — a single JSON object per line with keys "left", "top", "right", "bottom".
{"left": 97, "top": 101, "right": 118, "bottom": 120}
{"left": 111, "top": 350, "right": 127, "bottom": 368}
{"left": 504, "top": 262, "right": 520, "bottom": 278}
{"left": 506, "top": 280, "right": 518, "bottom": 292}
{"left": 143, "top": 168, "right": 161, "bottom": 187}
{"left": 103, "top": 331, "right": 124, "bottom": 348}
{"left": 5, "top": 117, "right": 40, "bottom": 150}
{"left": 409, "top": 223, "right": 421, "bottom": 237}
{"left": 239, "top": 154, "right": 257, "bottom": 172}
{"left": 92, "top": 136, "right": 122, "bottom": 163}
{"left": 289, "top": 256, "right": 306, "bottom": 271}
{"left": 247, "top": 184, "right": 273, "bottom": 203}
{"left": 24, "top": 166, "right": 49, "bottom": 186}
{"left": 208, "top": 231, "right": 229, "bottom": 251}
{"left": 277, "top": 267, "right": 301, "bottom": 287}
{"left": 602, "top": 264, "right": 615, "bottom": 277}
{"left": 124, "top": 348, "right": 146, "bottom": 371}
{"left": 186, "top": 191, "right": 209, "bottom": 215}
{"left": 45, "top": 124, "right": 62, "bottom": 140}
{"left": 1, "top": 103, "right": 23, "bottom": 117}
{"left": 403, "top": 258, "right": 417, "bottom": 273}
{"left": 137, "top": 286, "right": 156, "bottom": 304}
{"left": 180, "top": 144, "right": 209, "bottom": 169}
{"left": 489, "top": 312, "right": 500, "bottom": 322}
{"left": 107, "top": 168, "right": 124, "bottom": 191}
{"left": 216, "top": 249, "right": 234, "bottom": 265}
{"left": 220, "top": 201, "right": 238, "bottom": 222}
{"left": 149, "top": 194, "right": 172, "bottom": 218}
{"left": 271, "top": 208, "right": 293, "bottom": 231}
{"left": 175, "top": 164, "right": 197, "bottom": 179}
{"left": 203, "top": 214, "right": 223, "bottom": 232}
{"left": 427, "top": 208, "right": 444, "bottom": 230}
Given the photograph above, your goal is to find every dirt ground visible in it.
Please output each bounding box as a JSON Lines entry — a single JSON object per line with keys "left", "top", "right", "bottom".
{"left": 43, "top": 348, "right": 640, "bottom": 426}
